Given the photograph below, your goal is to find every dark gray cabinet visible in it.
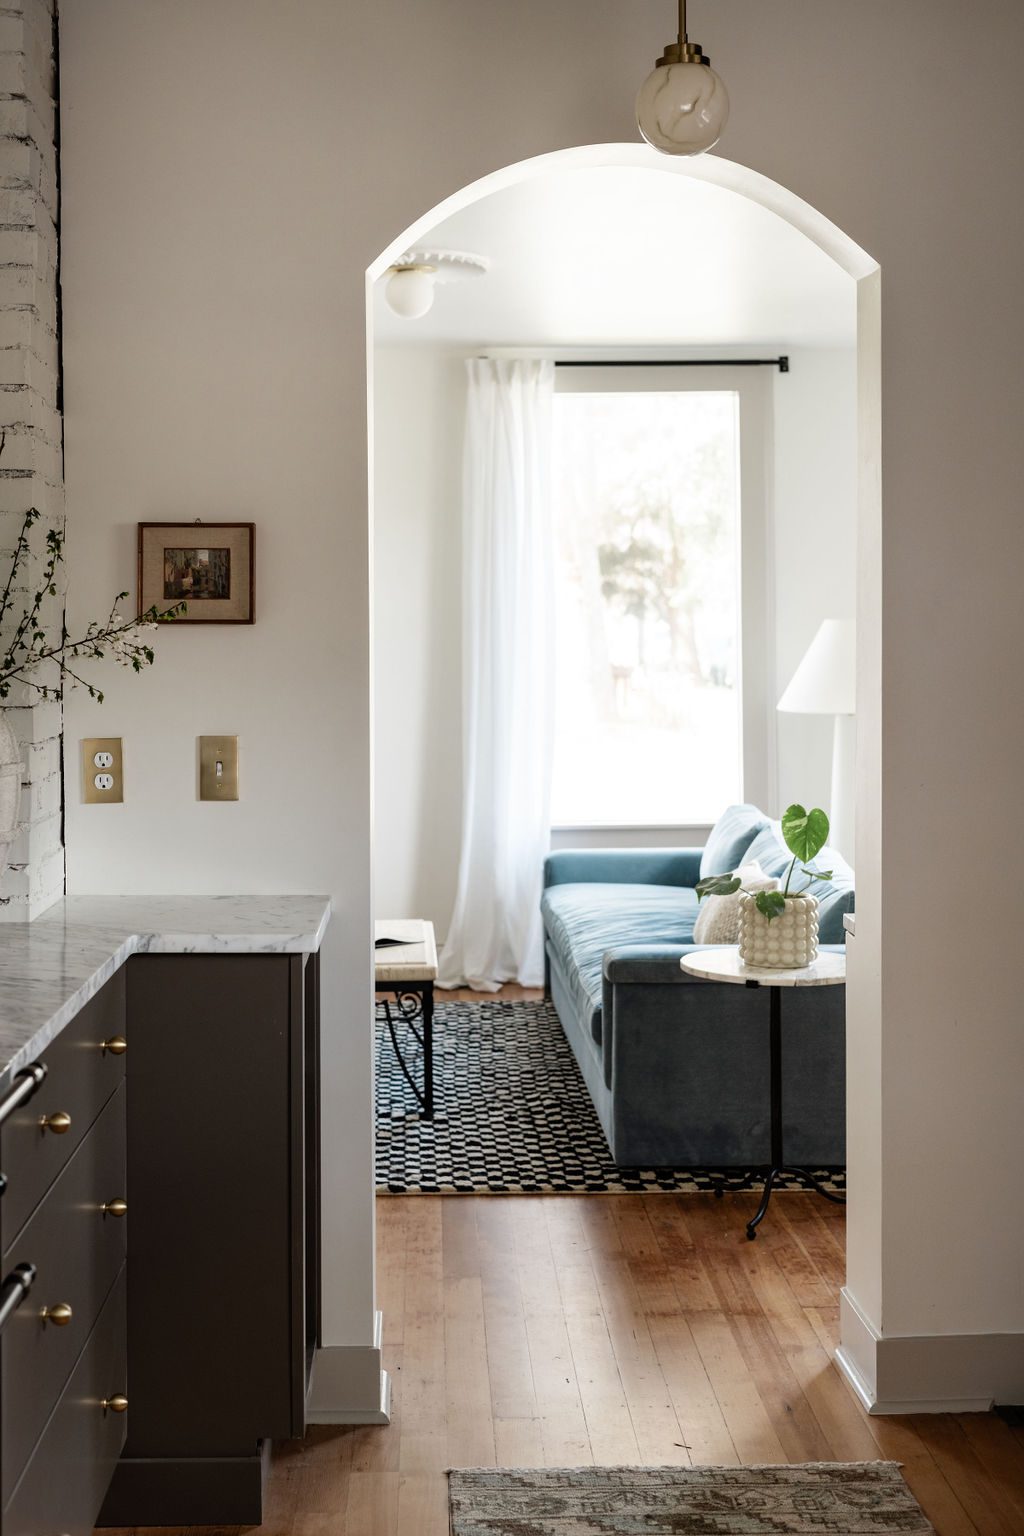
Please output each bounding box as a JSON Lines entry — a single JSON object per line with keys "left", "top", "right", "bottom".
{"left": 101, "top": 951, "right": 320, "bottom": 1525}
{"left": 0, "top": 945, "right": 320, "bottom": 1532}
{"left": 0, "top": 970, "right": 129, "bottom": 1536}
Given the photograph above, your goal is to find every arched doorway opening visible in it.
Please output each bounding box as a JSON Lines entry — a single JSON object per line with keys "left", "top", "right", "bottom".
{"left": 366, "top": 143, "right": 880, "bottom": 1410}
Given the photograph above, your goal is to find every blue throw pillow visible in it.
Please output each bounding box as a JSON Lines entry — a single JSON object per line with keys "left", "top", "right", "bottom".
{"left": 742, "top": 824, "right": 791, "bottom": 878}
{"left": 700, "top": 804, "right": 770, "bottom": 879}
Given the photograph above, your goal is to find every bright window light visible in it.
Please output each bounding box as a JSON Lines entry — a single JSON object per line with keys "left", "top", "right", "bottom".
{"left": 551, "top": 388, "right": 742, "bottom": 827}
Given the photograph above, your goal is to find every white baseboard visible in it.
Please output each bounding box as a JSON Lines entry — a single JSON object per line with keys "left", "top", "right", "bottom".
{"left": 838, "top": 1286, "right": 1022, "bottom": 1414}
{"left": 305, "top": 1311, "right": 392, "bottom": 1425}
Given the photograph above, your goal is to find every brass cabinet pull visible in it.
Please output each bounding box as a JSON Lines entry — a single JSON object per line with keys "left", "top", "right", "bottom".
{"left": 40, "top": 1302, "right": 73, "bottom": 1327}
{"left": 101, "top": 1198, "right": 127, "bottom": 1218}
{"left": 101, "top": 1394, "right": 128, "bottom": 1413}
{"left": 101, "top": 1037, "right": 127, "bottom": 1056}
{"left": 39, "top": 1111, "right": 71, "bottom": 1135}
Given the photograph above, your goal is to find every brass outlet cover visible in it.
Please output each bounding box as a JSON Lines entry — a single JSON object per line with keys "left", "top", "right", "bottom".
{"left": 81, "top": 738, "right": 123, "bottom": 803}
{"left": 199, "top": 736, "right": 239, "bottom": 801}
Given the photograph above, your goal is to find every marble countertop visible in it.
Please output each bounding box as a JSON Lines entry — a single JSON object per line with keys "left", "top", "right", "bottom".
{"left": 0, "top": 895, "right": 331, "bottom": 1081}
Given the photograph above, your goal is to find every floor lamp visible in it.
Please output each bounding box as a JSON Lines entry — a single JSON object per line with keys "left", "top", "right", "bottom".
{"left": 777, "top": 619, "right": 856, "bottom": 858}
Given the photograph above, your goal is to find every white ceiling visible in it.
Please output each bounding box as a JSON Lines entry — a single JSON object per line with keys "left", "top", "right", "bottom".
{"left": 373, "top": 165, "right": 856, "bottom": 350}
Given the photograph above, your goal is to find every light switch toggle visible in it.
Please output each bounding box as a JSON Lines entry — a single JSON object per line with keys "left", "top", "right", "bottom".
{"left": 199, "top": 737, "right": 238, "bottom": 801}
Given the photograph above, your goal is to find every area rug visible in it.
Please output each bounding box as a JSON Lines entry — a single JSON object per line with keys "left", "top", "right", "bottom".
{"left": 448, "top": 1464, "right": 934, "bottom": 1534}
{"left": 375, "top": 997, "right": 846, "bottom": 1197}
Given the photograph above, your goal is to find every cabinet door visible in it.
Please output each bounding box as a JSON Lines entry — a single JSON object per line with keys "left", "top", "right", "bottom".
{"left": 123, "top": 954, "right": 301, "bottom": 1455}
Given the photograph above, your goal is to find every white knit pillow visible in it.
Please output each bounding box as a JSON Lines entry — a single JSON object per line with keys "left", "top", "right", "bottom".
{"left": 692, "top": 861, "right": 777, "bottom": 945}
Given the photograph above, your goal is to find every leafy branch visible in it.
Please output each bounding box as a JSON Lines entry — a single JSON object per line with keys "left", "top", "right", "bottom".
{"left": 0, "top": 433, "right": 185, "bottom": 704}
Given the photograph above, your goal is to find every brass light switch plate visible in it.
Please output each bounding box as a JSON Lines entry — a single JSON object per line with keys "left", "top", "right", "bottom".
{"left": 82, "top": 738, "right": 123, "bottom": 803}
{"left": 199, "top": 736, "right": 239, "bottom": 801}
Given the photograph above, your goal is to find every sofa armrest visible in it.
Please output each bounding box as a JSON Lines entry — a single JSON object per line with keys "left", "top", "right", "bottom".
{"left": 544, "top": 847, "right": 703, "bottom": 889}
{"left": 602, "top": 942, "right": 720, "bottom": 985}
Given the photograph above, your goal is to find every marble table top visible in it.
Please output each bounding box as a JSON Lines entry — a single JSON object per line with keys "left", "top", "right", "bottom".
{"left": 0, "top": 895, "right": 332, "bottom": 1081}
{"left": 375, "top": 918, "right": 438, "bottom": 983}
{"left": 680, "top": 947, "right": 846, "bottom": 987}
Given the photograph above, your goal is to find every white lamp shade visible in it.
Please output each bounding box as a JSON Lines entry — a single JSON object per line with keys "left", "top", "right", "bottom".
{"left": 777, "top": 619, "right": 856, "bottom": 715}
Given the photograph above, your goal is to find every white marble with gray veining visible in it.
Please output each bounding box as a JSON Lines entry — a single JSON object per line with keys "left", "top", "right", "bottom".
{"left": 680, "top": 946, "right": 846, "bottom": 988}
{"left": 0, "top": 895, "right": 331, "bottom": 1081}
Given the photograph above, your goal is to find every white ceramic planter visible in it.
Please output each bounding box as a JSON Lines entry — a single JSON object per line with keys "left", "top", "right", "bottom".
{"left": 0, "top": 709, "right": 22, "bottom": 879}
{"left": 738, "top": 890, "right": 819, "bottom": 969}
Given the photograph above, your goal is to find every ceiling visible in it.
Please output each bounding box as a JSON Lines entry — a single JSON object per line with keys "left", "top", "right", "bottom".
{"left": 373, "top": 164, "right": 856, "bottom": 351}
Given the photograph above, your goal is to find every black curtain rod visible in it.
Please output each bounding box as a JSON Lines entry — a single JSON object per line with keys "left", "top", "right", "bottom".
{"left": 555, "top": 356, "right": 789, "bottom": 373}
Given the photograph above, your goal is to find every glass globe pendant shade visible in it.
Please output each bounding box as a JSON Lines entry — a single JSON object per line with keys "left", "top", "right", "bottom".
{"left": 385, "top": 266, "right": 436, "bottom": 319}
{"left": 636, "top": 58, "right": 729, "bottom": 155}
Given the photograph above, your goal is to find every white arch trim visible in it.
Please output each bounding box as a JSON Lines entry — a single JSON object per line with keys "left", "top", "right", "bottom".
{"left": 366, "top": 142, "right": 879, "bottom": 285}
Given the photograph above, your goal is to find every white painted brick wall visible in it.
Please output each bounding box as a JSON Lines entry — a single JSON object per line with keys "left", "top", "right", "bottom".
{"left": 0, "top": 0, "right": 63, "bottom": 919}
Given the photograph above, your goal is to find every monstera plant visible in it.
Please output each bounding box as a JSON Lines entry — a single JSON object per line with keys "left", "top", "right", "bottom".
{"left": 697, "top": 804, "right": 832, "bottom": 919}
{"left": 697, "top": 805, "right": 833, "bottom": 969}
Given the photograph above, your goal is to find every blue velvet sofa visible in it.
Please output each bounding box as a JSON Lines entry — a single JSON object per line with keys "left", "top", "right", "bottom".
{"left": 541, "top": 804, "right": 855, "bottom": 1168}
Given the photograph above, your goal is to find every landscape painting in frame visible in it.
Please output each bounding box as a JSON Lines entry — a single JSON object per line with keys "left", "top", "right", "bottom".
{"left": 138, "top": 523, "right": 254, "bottom": 624}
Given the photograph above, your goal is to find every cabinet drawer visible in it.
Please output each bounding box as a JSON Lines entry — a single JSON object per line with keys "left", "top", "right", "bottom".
{"left": 1, "top": 1083, "right": 126, "bottom": 1503}
{"left": 2, "top": 1266, "right": 127, "bottom": 1536}
{"left": 0, "top": 969, "right": 126, "bottom": 1245}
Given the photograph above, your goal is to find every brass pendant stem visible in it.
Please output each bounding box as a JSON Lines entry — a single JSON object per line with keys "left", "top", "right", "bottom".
{"left": 679, "top": 0, "right": 687, "bottom": 46}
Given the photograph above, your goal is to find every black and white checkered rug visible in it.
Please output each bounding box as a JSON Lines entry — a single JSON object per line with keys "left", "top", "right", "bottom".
{"left": 375, "top": 997, "right": 846, "bottom": 1197}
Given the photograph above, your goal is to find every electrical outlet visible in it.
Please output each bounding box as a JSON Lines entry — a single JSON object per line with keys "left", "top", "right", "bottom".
{"left": 198, "top": 736, "right": 238, "bottom": 801}
{"left": 82, "top": 738, "right": 123, "bottom": 803}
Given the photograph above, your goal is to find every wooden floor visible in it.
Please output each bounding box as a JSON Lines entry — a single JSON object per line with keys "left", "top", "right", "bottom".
{"left": 124, "top": 986, "right": 1024, "bottom": 1534}
{"left": 246, "top": 1192, "right": 1024, "bottom": 1536}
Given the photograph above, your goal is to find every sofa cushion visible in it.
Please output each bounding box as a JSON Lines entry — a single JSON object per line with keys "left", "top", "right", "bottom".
{"left": 542, "top": 881, "right": 700, "bottom": 1045}
{"left": 743, "top": 824, "right": 855, "bottom": 943}
{"left": 699, "top": 803, "right": 770, "bottom": 879}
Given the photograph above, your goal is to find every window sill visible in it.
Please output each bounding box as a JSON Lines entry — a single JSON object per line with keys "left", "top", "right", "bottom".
{"left": 550, "top": 823, "right": 714, "bottom": 834}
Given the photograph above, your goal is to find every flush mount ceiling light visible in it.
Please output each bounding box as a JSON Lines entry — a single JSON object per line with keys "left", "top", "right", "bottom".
{"left": 384, "top": 248, "right": 489, "bottom": 320}
{"left": 636, "top": 0, "right": 729, "bottom": 156}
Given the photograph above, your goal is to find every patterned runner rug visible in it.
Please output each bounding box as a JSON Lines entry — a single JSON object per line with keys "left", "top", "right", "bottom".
{"left": 448, "top": 1464, "right": 934, "bottom": 1534}
{"left": 375, "top": 997, "right": 846, "bottom": 1197}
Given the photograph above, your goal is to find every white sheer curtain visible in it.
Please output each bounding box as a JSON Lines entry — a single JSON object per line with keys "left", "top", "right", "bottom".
{"left": 438, "top": 358, "right": 556, "bottom": 990}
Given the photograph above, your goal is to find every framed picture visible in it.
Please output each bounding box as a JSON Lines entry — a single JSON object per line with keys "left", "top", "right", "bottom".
{"left": 138, "top": 522, "right": 254, "bottom": 624}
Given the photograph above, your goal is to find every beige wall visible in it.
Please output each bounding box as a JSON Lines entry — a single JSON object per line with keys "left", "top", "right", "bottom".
{"left": 58, "top": 0, "right": 1024, "bottom": 1413}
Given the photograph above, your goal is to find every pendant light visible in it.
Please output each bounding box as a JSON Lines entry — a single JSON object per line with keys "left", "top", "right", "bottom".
{"left": 636, "top": 0, "right": 729, "bottom": 156}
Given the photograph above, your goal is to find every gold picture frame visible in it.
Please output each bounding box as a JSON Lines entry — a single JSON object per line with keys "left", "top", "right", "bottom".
{"left": 138, "top": 522, "right": 254, "bottom": 625}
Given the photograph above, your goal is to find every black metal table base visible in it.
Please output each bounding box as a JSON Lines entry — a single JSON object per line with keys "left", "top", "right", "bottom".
{"left": 712, "top": 980, "right": 848, "bottom": 1239}
{"left": 377, "top": 983, "right": 434, "bottom": 1119}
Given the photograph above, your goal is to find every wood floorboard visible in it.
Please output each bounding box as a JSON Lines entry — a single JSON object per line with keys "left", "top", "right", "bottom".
{"left": 100, "top": 1144, "right": 1022, "bottom": 1535}
{"left": 100, "top": 1191, "right": 1021, "bottom": 1536}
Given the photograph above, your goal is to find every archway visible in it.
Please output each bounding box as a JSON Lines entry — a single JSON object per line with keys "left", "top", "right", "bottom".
{"left": 366, "top": 143, "right": 881, "bottom": 1401}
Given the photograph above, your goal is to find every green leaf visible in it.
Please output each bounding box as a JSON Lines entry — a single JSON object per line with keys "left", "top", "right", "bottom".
{"left": 755, "top": 890, "right": 787, "bottom": 922}
{"left": 695, "top": 874, "right": 742, "bottom": 901}
{"left": 781, "top": 804, "right": 830, "bottom": 863}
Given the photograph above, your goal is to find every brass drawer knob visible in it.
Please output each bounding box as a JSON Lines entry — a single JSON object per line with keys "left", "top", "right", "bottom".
{"left": 39, "top": 1111, "right": 72, "bottom": 1135}
{"left": 101, "top": 1037, "right": 127, "bottom": 1056}
{"left": 101, "top": 1198, "right": 127, "bottom": 1218}
{"left": 102, "top": 1394, "right": 128, "bottom": 1414}
{"left": 40, "top": 1302, "right": 73, "bottom": 1327}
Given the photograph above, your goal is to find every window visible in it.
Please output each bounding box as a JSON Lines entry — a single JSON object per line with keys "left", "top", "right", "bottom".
{"left": 551, "top": 367, "right": 771, "bottom": 828}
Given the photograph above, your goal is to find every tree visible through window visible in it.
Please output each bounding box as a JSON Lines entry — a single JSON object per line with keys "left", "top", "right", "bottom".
{"left": 551, "top": 388, "right": 742, "bottom": 826}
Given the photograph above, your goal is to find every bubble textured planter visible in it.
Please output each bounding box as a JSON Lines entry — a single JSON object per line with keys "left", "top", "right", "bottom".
{"left": 738, "top": 891, "right": 819, "bottom": 969}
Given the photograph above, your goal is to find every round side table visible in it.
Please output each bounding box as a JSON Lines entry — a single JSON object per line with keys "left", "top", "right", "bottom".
{"left": 679, "top": 947, "right": 846, "bottom": 1239}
